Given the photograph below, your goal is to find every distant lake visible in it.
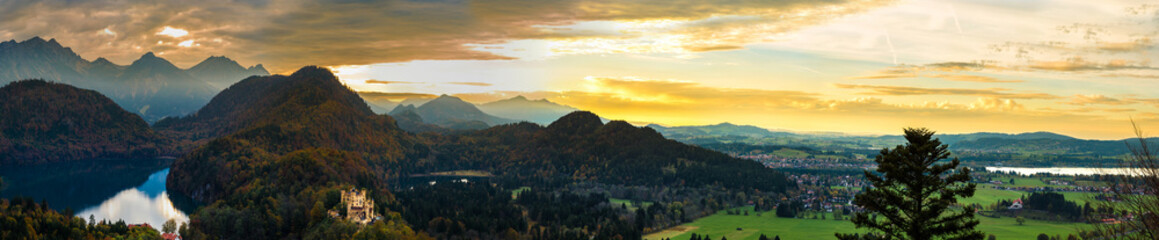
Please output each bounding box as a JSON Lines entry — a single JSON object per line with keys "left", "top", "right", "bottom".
{"left": 0, "top": 159, "right": 196, "bottom": 231}
{"left": 984, "top": 166, "right": 1141, "bottom": 176}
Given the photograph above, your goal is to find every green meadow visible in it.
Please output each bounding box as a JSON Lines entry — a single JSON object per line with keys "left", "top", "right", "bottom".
{"left": 643, "top": 206, "right": 1085, "bottom": 240}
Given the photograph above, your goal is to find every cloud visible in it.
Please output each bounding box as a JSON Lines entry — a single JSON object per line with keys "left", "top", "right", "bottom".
{"left": 364, "top": 80, "right": 419, "bottom": 85}
{"left": 0, "top": 0, "right": 896, "bottom": 72}
{"left": 446, "top": 82, "right": 493, "bottom": 87}
{"left": 1102, "top": 73, "right": 1159, "bottom": 79}
{"left": 1097, "top": 37, "right": 1153, "bottom": 53}
{"left": 850, "top": 62, "right": 1021, "bottom": 83}
{"left": 924, "top": 74, "right": 1021, "bottom": 83}
{"left": 1027, "top": 57, "right": 1154, "bottom": 72}
{"left": 832, "top": 84, "right": 1058, "bottom": 99}
{"left": 156, "top": 26, "right": 188, "bottom": 38}
{"left": 357, "top": 91, "right": 437, "bottom": 100}
{"left": 967, "top": 97, "right": 1023, "bottom": 111}
{"left": 462, "top": 76, "right": 1131, "bottom": 139}
{"left": 1065, "top": 94, "right": 1128, "bottom": 106}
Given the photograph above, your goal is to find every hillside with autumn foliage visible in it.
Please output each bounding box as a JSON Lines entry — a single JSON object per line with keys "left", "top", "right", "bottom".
{"left": 0, "top": 79, "right": 165, "bottom": 165}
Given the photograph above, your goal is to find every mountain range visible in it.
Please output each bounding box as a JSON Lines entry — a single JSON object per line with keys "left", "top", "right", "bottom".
{"left": 369, "top": 94, "right": 579, "bottom": 131}
{"left": 648, "top": 122, "right": 1145, "bottom": 163}
{"left": 0, "top": 37, "right": 268, "bottom": 122}
{"left": 153, "top": 66, "right": 791, "bottom": 238}
{"left": 477, "top": 95, "right": 579, "bottom": 125}
{"left": 385, "top": 95, "right": 517, "bottom": 130}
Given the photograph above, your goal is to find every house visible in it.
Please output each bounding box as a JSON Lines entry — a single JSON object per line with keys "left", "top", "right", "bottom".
{"left": 128, "top": 223, "right": 152, "bottom": 229}
{"left": 161, "top": 233, "right": 182, "bottom": 240}
{"left": 1008, "top": 198, "right": 1023, "bottom": 210}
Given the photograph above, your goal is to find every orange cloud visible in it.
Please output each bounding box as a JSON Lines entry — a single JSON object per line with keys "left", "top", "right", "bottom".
{"left": 1065, "top": 94, "right": 1129, "bottom": 106}
{"left": 0, "top": 0, "right": 897, "bottom": 72}
{"left": 850, "top": 62, "right": 1021, "bottom": 83}
{"left": 365, "top": 80, "right": 419, "bottom": 85}
{"left": 481, "top": 76, "right": 1135, "bottom": 139}
{"left": 832, "top": 84, "right": 1058, "bottom": 99}
{"left": 447, "top": 82, "right": 493, "bottom": 87}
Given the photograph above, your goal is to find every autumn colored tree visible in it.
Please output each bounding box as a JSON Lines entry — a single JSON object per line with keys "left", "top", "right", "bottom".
{"left": 836, "top": 128, "right": 983, "bottom": 240}
{"left": 1086, "top": 122, "right": 1159, "bottom": 239}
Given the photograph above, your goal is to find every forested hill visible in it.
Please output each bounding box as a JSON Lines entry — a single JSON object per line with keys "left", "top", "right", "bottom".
{"left": 154, "top": 66, "right": 380, "bottom": 150}
{"left": 165, "top": 66, "right": 428, "bottom": 239}
{"left": 421, "top": 111, "right": 794, "bottom": 192}
{"left": 0, "top": 79, "right": 164, "bottom": 165}
{"left": 162, "top": 67, "right": 790, "bottom": 238}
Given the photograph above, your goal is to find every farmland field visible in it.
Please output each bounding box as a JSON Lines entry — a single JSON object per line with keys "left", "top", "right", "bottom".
{"left": 643, "top": 206, "right": 1085, "bottom": 240}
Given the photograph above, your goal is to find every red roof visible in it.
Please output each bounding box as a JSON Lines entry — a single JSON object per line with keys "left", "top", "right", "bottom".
{"left": 128, "top": 223, "right": 153, "bottom": 229}
{"left": 162, "top": 233, "right": 181, "bottom": 240}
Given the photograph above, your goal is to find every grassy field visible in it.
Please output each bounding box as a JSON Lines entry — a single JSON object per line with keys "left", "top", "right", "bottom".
{"left": 510, "top": 186, "right": 531, "bottom": 199}
{"left": 610, "top": 198, "right": 654, "bottom": 211}
{"left": 959, "top": 187, "right": 1026, "bottom": 206}
{"left": 772, "top": 148, "right": 810, "bottom": 158}
{"left": 643, "top": 206, "right": 1085, "bottom": 240}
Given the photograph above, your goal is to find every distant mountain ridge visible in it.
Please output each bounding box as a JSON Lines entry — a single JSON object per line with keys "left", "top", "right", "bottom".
{"left": 650, "top": 122, "right": 1084, "bottom": 144}
{"left": 0, "top": 37, "right": 269, "bottom": 122}
{"left": 407, "top": 95, "right": 517, "bottom": 129}
{"left": 648, "top": 122, "right": 1143, "bottom": 165}
{"left": 186, "top": 56, "right": 268, "bottom": 89}
{"left": 478, "top": 95, "right": 579, "bottom": 125}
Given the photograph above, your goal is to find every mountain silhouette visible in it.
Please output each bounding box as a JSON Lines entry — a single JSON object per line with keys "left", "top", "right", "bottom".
{"left": 187, "top": 56, "right": 270, "bottom": 89}
{"left": 478, "top": 95, "right": 578, "bottom": 125}
{"left": 0, "top": 37, "right": 268, "bottom": 122}
{"left": 413, "top": 94, "right": 517, "bottom": 128}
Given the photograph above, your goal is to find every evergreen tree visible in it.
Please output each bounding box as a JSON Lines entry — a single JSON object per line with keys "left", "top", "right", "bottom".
{"left": 836, "top": 128, "right": 984, "bottom": 240}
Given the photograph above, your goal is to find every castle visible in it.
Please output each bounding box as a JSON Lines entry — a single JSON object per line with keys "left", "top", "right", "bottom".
{"left": 330, "top": 188, "right": 379, "bottom": 225}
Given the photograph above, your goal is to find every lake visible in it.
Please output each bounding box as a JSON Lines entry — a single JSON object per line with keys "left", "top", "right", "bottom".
{"left": 0, "top": 159, "right": 196, "bottom": 231}
{"left": 984, "top": 166, "right": 1142, "bottom": 176}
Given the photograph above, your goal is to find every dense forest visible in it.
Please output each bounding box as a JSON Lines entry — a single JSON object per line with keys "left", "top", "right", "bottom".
{"left": 6, "top": 66, "right": 793, "bottom": 239}
{"left": 160, "top": 67, "right": 791, "bottom": 239}
{"left": 391, "top": 181, "right": 768, "bottom": 240}
{"left": 163, "top": 67, "right": 429, "bottom": 239}
{"left": 0, "top": 79, "right": 165, "bottom": 165}
{"left": 415, "top": 112, "right": 793, "bottom": 192}
{"left": 0, "top": 197, "right": 162, "bottom": 239}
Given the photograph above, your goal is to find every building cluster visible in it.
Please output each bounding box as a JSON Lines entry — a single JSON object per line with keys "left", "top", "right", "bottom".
{"left": 328, "top": 188, "right": 381, "bottom": 225}
{"left": 738, "top": 154, "right": 875, "bottom": 169}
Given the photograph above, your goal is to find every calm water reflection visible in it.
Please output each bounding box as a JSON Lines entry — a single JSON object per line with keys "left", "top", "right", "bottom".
{"left": 985, "top": 166, "right": 1141, "bottom": 176}
{"left": 0, "top": 159, "right": 195, "bottom": 231}
{"left": 75, "top": 169, "right": 190, "bottom": 230}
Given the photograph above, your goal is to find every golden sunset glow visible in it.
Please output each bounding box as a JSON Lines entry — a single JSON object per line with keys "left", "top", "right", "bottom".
{"left": 3, "top": 0, "right": 1157, "bottom": 139}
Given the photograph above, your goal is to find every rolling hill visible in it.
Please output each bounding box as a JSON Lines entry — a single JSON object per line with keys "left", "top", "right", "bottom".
{"left": 0, "top": 80, "right": 165, "bottom": 165}
{"left": 165, "top": 66, "right": 426, "bottom": 238}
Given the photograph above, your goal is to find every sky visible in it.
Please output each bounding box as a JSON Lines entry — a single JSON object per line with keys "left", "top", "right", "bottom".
{"left": 2, "top": 0, "right": 1157, "bottom": 139}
